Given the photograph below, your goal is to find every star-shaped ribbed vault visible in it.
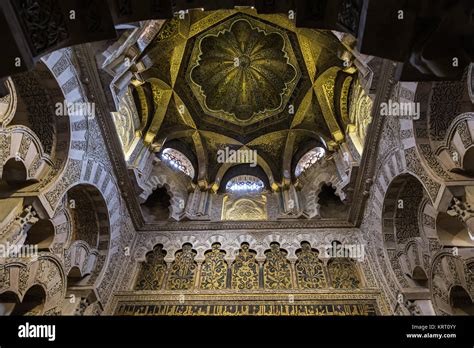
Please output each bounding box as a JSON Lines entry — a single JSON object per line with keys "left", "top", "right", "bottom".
{"left": 132, "top": 9, "right": 355, "bottom": 189}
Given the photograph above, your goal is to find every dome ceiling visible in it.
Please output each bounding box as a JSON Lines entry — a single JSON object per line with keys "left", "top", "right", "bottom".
{"left": 188, "top": 16, "right": 300, "bottom": 124}
{"left": 132, "top": 9, "right": 354, "bottom": 188}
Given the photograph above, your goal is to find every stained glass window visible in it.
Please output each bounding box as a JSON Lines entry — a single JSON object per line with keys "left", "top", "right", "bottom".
{"left": 161, "top": 148, "right": 195, "bottom": 178}
{"left": 295, "top": 147, "right": 325, "bottom": 177}
{"left": 225, "top": 175, "right": 264, "bottom": 194}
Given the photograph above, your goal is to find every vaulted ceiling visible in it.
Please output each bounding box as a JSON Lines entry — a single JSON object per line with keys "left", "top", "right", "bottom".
{"left": 131, "top": 9, "right": 356, "bottom": 188}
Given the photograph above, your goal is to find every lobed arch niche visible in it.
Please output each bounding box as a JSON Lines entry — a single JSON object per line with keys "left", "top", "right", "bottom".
{"left": 141, "top": 186, "right": 173, "bottom": 222}
{"left": 325, "top": 240, "right": 363, "bottom": 289}
{"left": 430, "top": 252, "right": 474, "bottom": 316}
{"left": 382, "top": 173, "right": 474, "bottom": 314}
{"left": 382, "top": 173, "right": 431, "bottom": 289}
{"left": 0, "top": 285, "right": 46, "bottom": 316}
{"left": 4, "top": 61, "right": 71, "bottom": 189}
{"left": 0, "top": 61, "right": 73, "bottom": 248}
{"left": 139, "top": 142, "right": 196, "bottom": 223}
{"left": 317, "top": 183, "right": 349, "bottom": 219}
{"left": 437, "top": 185, "right": 474, "bottom": 247}
{"left": 449, "top": 285, "right": 474, "bottom": 315}
{"left": 24, "top": 219, "right": 55, "bottom": 251}
{"left": 1, "top": 158, "right": 29, "bottom": 187}
{"left": 57, "top": 184, "right": 111, "bottom": 315}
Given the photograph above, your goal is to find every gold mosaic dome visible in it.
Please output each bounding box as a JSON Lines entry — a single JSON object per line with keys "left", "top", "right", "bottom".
{"left": 189, "top": 15, "right": 300, "bottom": 124}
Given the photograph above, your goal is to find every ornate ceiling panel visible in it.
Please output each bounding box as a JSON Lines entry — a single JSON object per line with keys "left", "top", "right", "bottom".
{"left": 133, "top": 9, "right": 352, "bottom": 186}
{"left": 188, "top": 15, "right": 300, "bottom": 125}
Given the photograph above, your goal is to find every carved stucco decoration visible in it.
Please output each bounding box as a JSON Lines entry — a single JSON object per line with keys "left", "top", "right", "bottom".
{"left": 222, "top": 194, "right": 267, "bottom": 221}
{"left": 430, "top": 252, "right": 474, "bottom": 315}
{"left": 0, "top": 255, "right": 66, "bottom": 314}
{"left": 298, "top": 158, "right": 346, "bottom": 219}
{"left": 407, "top": 78, "right": 473, "bottom": 186}
{"left": 11, "top": 0, "right": 69, "bottom": 56}
{"left": 189, "top": 16, "right": 299, "bottom": 124}
{"left": 12, "top": 13, "right": 470, "bottom": 316}
{"left": 347, "top": 80, "right": 373, "bottom": 154}
{"left": 435, "top": 112, "right": 474, "bottom": 177}
{"left": 139, "top": 161, "right": 190, "bottom": 221}
{"left": 112, "top": 92, "right": 139, "bottom": 154}
{"left": 0, "top": 78, "right": 17, "bottom": 127}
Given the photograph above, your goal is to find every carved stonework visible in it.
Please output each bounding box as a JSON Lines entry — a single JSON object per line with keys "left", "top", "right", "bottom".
{"left": 0, "top": 267, "right": 10, "bottom": 290}
{"left": 68, "top": 188, "right": 100, "bottom": 248}
{"left": 12, "top": 0, "right": 69, "bottom": 56}
{"left": 447, "top": 198, "right": 474, "bottom": 240}
{"left": 405, "top": 147, "right": 440, "bottom": 201}
{"left": 222, "top": 194, "right": 267, "bottom": 221}
{"left": 45, "top": 159, "right": 82, "bottom": 207}
{"left": 3, "top": 11, "right": 472, "bottom": 319}
{"left": 337, "top": 0, "right": 363, "bottom": 35}
{"left": 429, "top": 81, "right": 465, "bottom": 142}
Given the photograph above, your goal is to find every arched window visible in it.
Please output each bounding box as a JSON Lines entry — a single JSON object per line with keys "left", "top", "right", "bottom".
{"left": 225, "top": 175, "right": 265, "bottom": 194}
{"left": 160, "top": 148, "right": 195, "bottom": 179}
{"left": 295, "top": 147, "right": 325, "bottom": 177}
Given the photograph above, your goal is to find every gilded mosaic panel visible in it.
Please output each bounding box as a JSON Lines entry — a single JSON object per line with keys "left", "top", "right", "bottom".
{"left": 231, "top": 243, "right": 259, "bottom": 290}
{"left": 328, "top": 258, "right": 361, "bottom": 289}
{"left": 263, "top": 243, "right": 292, "bottom": 290}
{"left": 166, "top": 244, "right": 197, "bottom": 290}
{"left": 135, "top": 245, "right": 167, "bottom": 291}
{"left": 296, "top": 242, "right": 327, "bottom": 289}
{"left": 200, "top": 243, "right": 228, "bottom": 290}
